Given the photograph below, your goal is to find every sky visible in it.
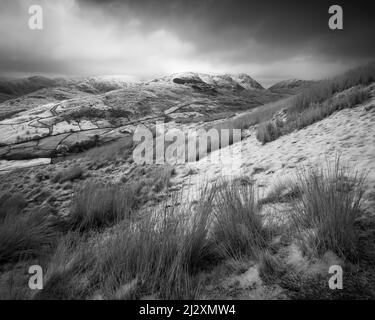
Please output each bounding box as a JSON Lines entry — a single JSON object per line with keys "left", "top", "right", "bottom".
{"left": 0, "top": 0, "right": 374, "bottom": 87}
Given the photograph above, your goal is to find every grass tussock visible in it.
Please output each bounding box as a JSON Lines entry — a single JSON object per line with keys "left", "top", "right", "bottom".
{"left": 0, "top": 208, "right": 58, "bottom": 264}
{"left": 85, "top": 136, "right": 134, "bottom": 167}
{"left": 36, "top": 178, "right": 274, "bottom": 299}
{"left": 212, "top": 179, "right": 270, "bottom": 259}
{"left": 290, "top": 159, "right": 366, "bottom": 260}
{"left": 67, "top": 165, "right": 174, "bottom": 232}
{"left": 39, "top": 187, "right": 217, "bottom": 300}
{"left": 68, "top": 181, "right": 136, "bottom": 231}
{"left": 255, "top": 120, "right": 282, "bottom": 145}
{"left": 0, "top": 192, "right": 27, "bottom": 220}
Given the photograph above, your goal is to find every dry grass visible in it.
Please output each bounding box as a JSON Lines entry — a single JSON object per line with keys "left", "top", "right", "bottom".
{"left": 0, "top": 193, "right": 57, "bottom": 265}
{"left": 1, "top": 160, "right": 372, "bottom": 299}
{"left": 212, "top": 179, "right": 270, "bottom": 259}
{"left": 0, "top": 192, "right": 27, "bottom": 220}
{"left": 32, "top": 178, "right": 274, "bottom": 299}
{"left": 256, "top": 86, "right": 371, "bottom": 144}
{"left": 255, "top": 63, "right": 375, "bottom": 144}
{"left": 290, "top": 159, "right": 366, "bottom": 260}
{"left": 208, "top": 96, "right": 292, "bottom": 133}
{"left": 0, "top": 208, "right": 58, "bottom": 264}
{"left": 256, "top": 121, "right": 282, "bottom": 145}
{"left": 258, "top": 251, "right": 285, "bottom": 283}
{"left": 67, "top": 181, "right": 136, "bottom": 231}
{"left": 85, "top": 136, "right": 133, "bottom": 166}
{"left": 37, "top": 186, "right": 217, "bottom": 299}
{"left": 289, "top": 63, "right": 375, "bottom": 113}
{"left": 51, "top": 165, "right": 84, "bottom": 183}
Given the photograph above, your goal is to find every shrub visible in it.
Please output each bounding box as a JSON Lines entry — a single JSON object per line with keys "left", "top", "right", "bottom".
{"left": 289, "top": 158, "right": 366, "bottom": 259}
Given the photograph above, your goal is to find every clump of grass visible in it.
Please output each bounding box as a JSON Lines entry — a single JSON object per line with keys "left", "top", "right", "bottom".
{"left": 95, "top": 186, "right": 217, "bottom": 299}
{"left": 256, "top": 121, "right": 282, "bottom": 144}
{"left": 68, "top": 181, "right": 136, "bottom": 231}
{"left": 0, "top": 209, "right": 58, "bottom": 264}
{"left": 33, "top": 232, "right": 95, "bottom": 300}
{"left": 85, "top": 136, "right": 134, "bottom": 167}
{"left": 51, "top": 165, "right": 83, "bottom": 183}
{"left": 125, "top": 165, "right": 174, "bottom": 197}
{"left": 152, "top": 166, "right": 174, "bottom": 192}
{"left": 290, "top": 159, "right": 366, "bottom": 260}
{"left": 0, "top": 192, "right": 27, "bottom": 220}
{"left": 39, "top": 186, "right": 217, "bottom": 299}
{"left": 212, "top": 179, "right": 269, "bottom": 259}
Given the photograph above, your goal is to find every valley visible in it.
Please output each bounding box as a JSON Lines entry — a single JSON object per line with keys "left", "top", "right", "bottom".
{"left": 1, "top": 65, "right": 375, "bottom": 300}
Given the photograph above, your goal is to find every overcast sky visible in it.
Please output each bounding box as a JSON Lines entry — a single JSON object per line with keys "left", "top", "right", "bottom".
{"left": 0, "top": 0, "right": 374, "bottom": 87}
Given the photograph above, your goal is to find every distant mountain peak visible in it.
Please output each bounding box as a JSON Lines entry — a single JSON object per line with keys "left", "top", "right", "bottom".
{"left": 154, "top": 72, "right": 264, "bottom": 91}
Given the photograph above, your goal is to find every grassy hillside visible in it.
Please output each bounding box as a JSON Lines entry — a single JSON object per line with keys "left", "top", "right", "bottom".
{"left": 256, "top": 63, "right": 375, "bottom": 144}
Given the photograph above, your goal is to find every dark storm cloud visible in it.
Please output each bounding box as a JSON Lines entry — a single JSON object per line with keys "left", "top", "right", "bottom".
{"left": 79, "top": 0, "right": 375, "bottom": 61}
{"left": 0, "top": 0, "right": 374, "bottom": 85}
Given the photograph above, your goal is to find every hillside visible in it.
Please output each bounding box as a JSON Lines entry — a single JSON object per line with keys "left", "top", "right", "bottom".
{"left": 268, "top": 79, "right": 316, "bottom": 95}
{"left": 0, "top": 75, "right": 135, "bottom": 103}
{"left": 0, "top": 72, "right": 284, "bottom": 161}
{"left": 1, "top": 65, "right": 375, "bottom": 300}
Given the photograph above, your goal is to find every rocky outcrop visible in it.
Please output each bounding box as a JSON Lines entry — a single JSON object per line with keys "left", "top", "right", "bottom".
{"left": 167, "top": 72, "right": 264, "bottom": 92}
